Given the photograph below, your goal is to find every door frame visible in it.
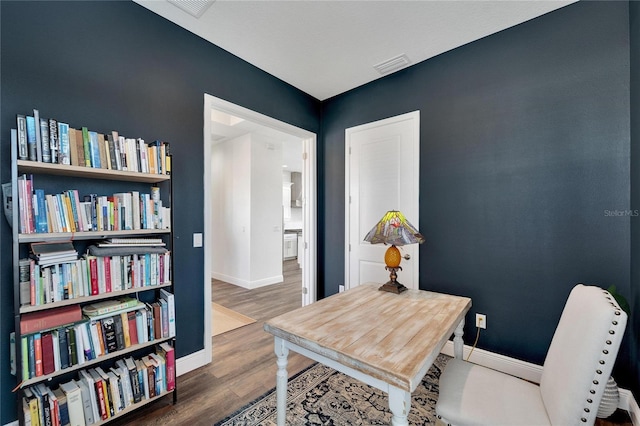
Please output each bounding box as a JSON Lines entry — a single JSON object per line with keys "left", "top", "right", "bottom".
{"left": 202, "top": 94, "right": 318, "bottom": 364}
{"left": 344, "top": 111, "right": 420, "bottom": 290}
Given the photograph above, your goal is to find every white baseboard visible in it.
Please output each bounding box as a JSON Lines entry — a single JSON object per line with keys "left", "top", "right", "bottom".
{"left": 211, "top": 272, "right": 283, "bottom": 289}
{"left": 440, "top": 341, "right": 638, "bottom": 424}
{"left": 176, "top": 348, "right": 210, "bottom": 376}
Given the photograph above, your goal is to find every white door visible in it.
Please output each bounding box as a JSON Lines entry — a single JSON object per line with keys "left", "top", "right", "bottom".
{"left": 345, "top": 111, "right": 420, "bottom": 290}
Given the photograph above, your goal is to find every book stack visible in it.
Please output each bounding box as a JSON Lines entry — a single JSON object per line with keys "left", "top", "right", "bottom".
{"left": 16, "top": 109, "right": 171, "bottom": 175}
{"left": 21, "top": 251, "right": 171, "bottom": 307}
{"left": 31, "top": 242, "right": 78, "bottom": 267}
{"left": 17, "top": 175, "right": 171, "bottom": 234}
{"left": 19, "top": 292, "right": 175, "bottom": 382}
{"left": 21, "top": 343, "right": 175, "bottom": 426}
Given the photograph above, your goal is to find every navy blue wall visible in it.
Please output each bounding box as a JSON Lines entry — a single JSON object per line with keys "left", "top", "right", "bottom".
{"left": 0, "top": 1, "right": 320, "bottom": 422}
{"left": 321, "top": 0, "right": 633, "bottom": 389}
{"left": 630, "top": 0, "right": 640, "bottom": 401}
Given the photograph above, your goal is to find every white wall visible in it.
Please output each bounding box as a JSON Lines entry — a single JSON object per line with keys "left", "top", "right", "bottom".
{"left": 211, "top": 133, "right": 284, "bottom": 288}
{"left": 250, "top": 134, "right": 284, "bottom": 284}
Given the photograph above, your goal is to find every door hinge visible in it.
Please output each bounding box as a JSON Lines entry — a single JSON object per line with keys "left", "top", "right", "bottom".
{"left": 304, "top": 242, "right": 308, "bottom": 249}
{"left": 349, "top": 146, "right": 352, "bottom": 155}
{"left": 302, "top": 287, "right": 308, "bottom": 294}
{"left": 349, "top": 244, "right": 352, "bottom": 252}
{"left": 302, "top": 152, "right": 307, "bottom": 160}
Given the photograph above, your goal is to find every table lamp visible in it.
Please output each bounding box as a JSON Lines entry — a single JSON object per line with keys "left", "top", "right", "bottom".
{"left": 363, "top": 210, "right": 425, "bottom": 293}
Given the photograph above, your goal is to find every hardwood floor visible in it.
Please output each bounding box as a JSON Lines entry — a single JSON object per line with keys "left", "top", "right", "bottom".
{"left": 110, "top": 259, "right": 633, "bottom": 425}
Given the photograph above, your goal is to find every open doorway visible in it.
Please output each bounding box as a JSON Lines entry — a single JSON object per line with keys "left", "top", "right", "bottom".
{"left": 202, "top": 94, "right": 317, "bottom": 362}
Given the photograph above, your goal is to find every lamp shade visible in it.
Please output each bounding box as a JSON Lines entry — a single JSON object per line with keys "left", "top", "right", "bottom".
{"left": 363, "top": 210, "right": 425, "bottom": 246}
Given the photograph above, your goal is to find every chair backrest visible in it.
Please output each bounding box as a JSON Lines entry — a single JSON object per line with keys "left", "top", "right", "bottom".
{"left": 540, "top": 284, "right": 627, "bottom": 425}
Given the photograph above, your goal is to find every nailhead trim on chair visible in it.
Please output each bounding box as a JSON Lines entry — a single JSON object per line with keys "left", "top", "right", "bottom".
{"left": 580, "top": 291, "right": 626, "bottom": 424}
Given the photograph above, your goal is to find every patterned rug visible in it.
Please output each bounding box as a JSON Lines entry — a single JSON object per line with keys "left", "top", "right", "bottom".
{"left": 216, "top": 354, "right": 451, "bottom": 425}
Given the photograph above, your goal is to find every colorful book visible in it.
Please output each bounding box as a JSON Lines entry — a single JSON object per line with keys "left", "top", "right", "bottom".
{"left": 20, "top": 304, "right": 82, "bottom": 334}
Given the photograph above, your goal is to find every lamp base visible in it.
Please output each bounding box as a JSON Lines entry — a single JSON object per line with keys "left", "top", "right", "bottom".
{"left": 379, "top": 267, "right": 408, "bottom": 294}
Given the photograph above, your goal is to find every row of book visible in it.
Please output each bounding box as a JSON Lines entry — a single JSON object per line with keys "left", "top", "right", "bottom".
{"left": 16, "top": 109, "right": 171, "bottom": 175}
{"left": 22, "top": 343, "right": 175, "bottom": 426}
{"left": 19, "top": 252, "right": 171, "bottom": 307}
{"left": 20, "top": 292, "right": 175, "bottom": 381}
{"left": 17, "top": 175, "right": 170, "bottom": 234}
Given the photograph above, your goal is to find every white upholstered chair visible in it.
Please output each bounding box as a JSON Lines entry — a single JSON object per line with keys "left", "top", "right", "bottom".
{"left": 435, "top": 284, "right": 627, "bottom": 426}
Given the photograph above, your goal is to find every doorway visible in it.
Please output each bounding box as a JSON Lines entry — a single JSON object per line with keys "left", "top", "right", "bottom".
{"left": 203, "top": 94, "right": 317, "bottom": 363}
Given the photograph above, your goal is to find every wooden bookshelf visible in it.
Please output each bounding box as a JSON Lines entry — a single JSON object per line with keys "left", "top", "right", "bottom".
{"left": 18, "top": 159, "right": 170, "bottom": 183}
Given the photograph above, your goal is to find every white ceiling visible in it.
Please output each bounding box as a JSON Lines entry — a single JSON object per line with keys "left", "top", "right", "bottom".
{"left": 135, "top": 0, "right": 576, "bottom": 101}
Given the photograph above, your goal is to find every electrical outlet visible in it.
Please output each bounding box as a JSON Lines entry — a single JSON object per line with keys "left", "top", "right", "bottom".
{"left": 475, "top": 313, "right": 487, "bottom": 329}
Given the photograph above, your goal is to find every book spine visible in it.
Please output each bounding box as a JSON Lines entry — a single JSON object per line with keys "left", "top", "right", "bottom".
{"left": 57, "top": 122, "right": 70, "bottom": 165}
{"left": 49, "top": 119, "right": 59, "bottom": 164}
{"left": 34, "top": 333, "right": 43, "bottom": 376}
{"left": 26, "top": 116, "right": 38, "bottom": 161}
{"left": 81, "top": 127, "right": 91, "bottom": 167}
{"left": 39, "top": 118, "right": 51, "bottom": 163}
{"left": 17, "top": 114, "right": 29, "bottom": 160}
{"left": 33, "top": 109, "right": 43, "bottom": 162}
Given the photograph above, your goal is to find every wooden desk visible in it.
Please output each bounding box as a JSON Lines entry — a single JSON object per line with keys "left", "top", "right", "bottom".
{"left": 263, "top": 283, "right": 472, "bottom": 425}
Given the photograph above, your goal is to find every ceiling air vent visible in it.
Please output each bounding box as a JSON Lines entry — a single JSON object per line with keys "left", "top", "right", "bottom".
{"left": 373, "top": 54, "right": 411, "bottom": 75}
{"left": 168, "top": 0, "right": 215, "bottom": 18}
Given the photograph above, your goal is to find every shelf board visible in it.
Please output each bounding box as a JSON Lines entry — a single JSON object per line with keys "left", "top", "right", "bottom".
{"left": 19, "top": 282, "right": 172, "bottom": 314}
{"left": 19, "top": 336, "right": 174, "bottom": 388}
{"left": 19, "top": 228, "right": 171, "bottom": 243}
{"left": 94, "top": 389, "right": 175, "bottom": 425}
{"left": 17, "top": 160, "right": 170, "bottom": 183}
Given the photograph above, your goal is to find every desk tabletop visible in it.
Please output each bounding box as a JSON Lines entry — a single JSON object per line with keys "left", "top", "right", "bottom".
{"left": 264, "top": 283, "right": 471, "bottom": 391}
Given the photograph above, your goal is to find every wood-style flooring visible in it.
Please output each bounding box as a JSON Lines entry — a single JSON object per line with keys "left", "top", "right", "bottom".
{"left": 110, "top": 259, "right": 632, "bottom": 425}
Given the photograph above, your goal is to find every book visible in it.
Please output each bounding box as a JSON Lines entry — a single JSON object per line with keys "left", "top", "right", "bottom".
{"left": 95, "top": 367, "right": 114, "bottom": 417}
{"left": 78, "top": 370, "right": 99, "bottom": 422}
{"left": 81, "top": 128, "right": 91, "bottom": 167}
{"left": 57, "top": 122, "right": 70, "bottom": 165}
{"left": 113, "top": 314, "right": 125, "bottom": 351}
{"left": 67, "top": 327, "right": 77, "bottom": 366}
{"left": 88, "top": 369, "right": 108, "bottom": 420}
{"left": 40, "top": 333, "right": 55, "bottom": 375}
{"left": 49, "top": 119, "right": 59, "bottom": 164}
{"left": 101, "top": 317, "right": 117, "bottom": 353}
{"left": 33, "top": 333, "right": 43, "bottom": 377}
{"left": 127, "top": 310, "right": 139, "bottom": 346}
{"left": 26, "top": 115, "right": 38, "bottom": 161}
{"left": 17, "top": 114, "right": 29, "bottom": 160}
{"left": 58, "top": 327, "right": 69, "bottom": 370}
{"left": 124, "top": 357, "right": 142, "bottom": 403}
{"left": 59, "top": 381, "right": 83, "bottom": 426}
{"left": 20, "top": 305, "right": 82, "bottom": 334}
{"left": 158, "top": 342, "right": 175, "bottom": 391}
{"left": 52, "top": 388, "right": 69, "bottom": 426}
{"left": 33, "top": 109, "right": 43, "bottom": 162}
{"left": 159, "top": 289, "right": 175, "bottom": 338}
{"left": 39, "top": 118, "right": 51, "bottom": 163}
{"left": 74, "top": 378, "right": 95, "bottom": 425}
{"left": 88, "top": 132, "right": 101, "bottom": 169}
{"left": 82, "top": 296, "right": 139, "bottom": 317}
{"left": 98, "top": 133, "right": 108, "bottom": 170}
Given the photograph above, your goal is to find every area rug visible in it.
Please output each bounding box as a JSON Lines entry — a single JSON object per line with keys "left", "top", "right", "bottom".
{"left": 216, "top": 354, "right": 450, "bottom": 425}
{"left": 212, "top": 303, "right": 256, "bottom": 336}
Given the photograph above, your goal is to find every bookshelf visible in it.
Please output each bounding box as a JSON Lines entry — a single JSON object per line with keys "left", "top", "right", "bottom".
{"left": 11, "top": 113, "right": 177, "bottom": 426}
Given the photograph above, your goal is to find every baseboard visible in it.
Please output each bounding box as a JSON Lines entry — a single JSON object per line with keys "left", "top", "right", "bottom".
{"left": 176, "top": 348, "right": 210, "bottom": 376}
{"left": 211, "top": 272, "right": 283, "bottom": 289}
{"left": 441, "top": 341, "right": 638, "bottom": 423}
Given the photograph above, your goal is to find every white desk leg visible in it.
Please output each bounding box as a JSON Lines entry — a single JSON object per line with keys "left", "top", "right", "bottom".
{"left": 453, "top": 318, "right": 465, "bottom": 359}
{"left": 389, "top": 385, "right": 411, "bottom": 426}
{"left": 274, "top": 337, "right": 289, "bottom": 426}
